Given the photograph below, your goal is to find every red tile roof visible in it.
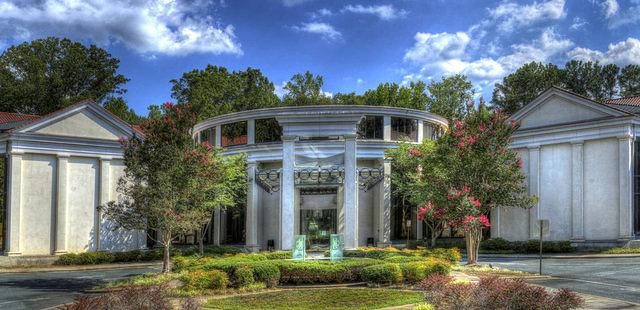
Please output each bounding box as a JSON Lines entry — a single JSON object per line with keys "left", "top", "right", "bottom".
{"left": 606, "top": 96, "right": 640, "bottom": 106}
{"left": 0, "top": 112, "right": 40, "bottom": 124}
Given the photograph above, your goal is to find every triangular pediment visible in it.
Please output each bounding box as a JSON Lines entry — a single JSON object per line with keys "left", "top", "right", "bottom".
{"left": 13, "top": 101, "right": 136, "bottom": 140}
{"left": 510, "top": 87, "right": 629, "bottom": 129}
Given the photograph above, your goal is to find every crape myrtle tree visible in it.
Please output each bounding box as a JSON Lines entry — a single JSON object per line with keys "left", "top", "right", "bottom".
{"left": 100, "top": 102, "right": 227, "bottom": 273}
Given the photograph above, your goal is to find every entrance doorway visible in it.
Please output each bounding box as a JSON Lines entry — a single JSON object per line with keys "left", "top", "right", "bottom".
{"left": 299, "top": 187, "right": 338, "bottom": 247}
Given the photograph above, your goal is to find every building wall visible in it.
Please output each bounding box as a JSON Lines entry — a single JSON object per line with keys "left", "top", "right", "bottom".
{"left": 583, "top": 138, "right": 620, "bottom": 240}
{"left": 66, "top": 157, "right": 99, "bottom": 252}
{"left": 20, "top": 154, "right": 56, "bottom": 255}
{"left": 538, "top": 143, "right": 572, "bottom": 241}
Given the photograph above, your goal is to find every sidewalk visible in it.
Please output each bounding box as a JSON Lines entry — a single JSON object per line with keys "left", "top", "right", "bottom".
{"left": 477, "top": 252, "right": 640, "bottom": 259}
{"left": 0, "top": 261, "right": 162, "bottom": 273}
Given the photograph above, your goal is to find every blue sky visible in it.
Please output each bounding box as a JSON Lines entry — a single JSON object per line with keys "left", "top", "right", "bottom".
{"left": 1, "top": 0, "right": 640, "bottom": 115}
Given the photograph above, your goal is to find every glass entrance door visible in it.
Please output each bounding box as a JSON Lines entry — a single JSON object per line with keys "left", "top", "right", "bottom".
{"left": 300, "top": 209, "right": 337, "bottom": 246}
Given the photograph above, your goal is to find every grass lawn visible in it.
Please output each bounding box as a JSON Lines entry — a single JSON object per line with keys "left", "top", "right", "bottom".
{"left": 204, "top": 288, "right": 424, "bottom": 310}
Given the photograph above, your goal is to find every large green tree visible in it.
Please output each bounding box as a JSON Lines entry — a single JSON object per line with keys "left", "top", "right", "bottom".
{"left": 360, "top": 81, "right": 428, "bottom": 110}
{"left": 426, "top": 74, "right": 475, "bottom": 119}
{"left": 0, "top": 37, "right": 128, "bottom": 115}
{"left": 283, "top": 71, "right": 332, "bottom": 105}
{"left": 619, "top": 65, "right": 640, "bottom": 97}
{"left": 171, "top": 66, "right": 280, "bottom": 120}
{"left": 492, "top": 62, "right": 563, "bottom": 115}
{"left": 103, "top": 97, "right": 141, "bottom": 125}
{"left": 562, "top": 60, "right": 619, "bottom": 102}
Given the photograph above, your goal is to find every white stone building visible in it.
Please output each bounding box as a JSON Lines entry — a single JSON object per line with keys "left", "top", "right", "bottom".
{"left": 193, "top": 105, "right": 447, "bottom": 250}
{"left": 493, "top": 87, "right": 640, "bottom": 246}
{"left": 0, "top": 101, "right": 146, "bottom": 256}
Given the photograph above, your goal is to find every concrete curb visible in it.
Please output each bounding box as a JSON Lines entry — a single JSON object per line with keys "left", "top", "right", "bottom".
{"left": 476, "top": 253, "right": 640, "bottom": 259}
{"left": 0, "top": 261, "right": 162, "bottom": 273}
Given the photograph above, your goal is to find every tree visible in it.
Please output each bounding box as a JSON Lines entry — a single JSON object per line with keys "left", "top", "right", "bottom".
{"left": 283, "top": 71, "right": 332, "bottom": 105}
{"left": 360, "top": 82, "right": 428, "bottom": 110}
{"left": 620, "top": 65, "right": 640, "bottom": 97}
{"left": 562, "top": 60, "right": 618, "bottom": 102}
{"left": 0, "top": 37, "right": 128, "bottom": 115}
{"left": 100, "top": 102, "right": 227, "bottom": 273}
{"left": 492, "top": 62, "right": 563, "bottom": 115}
{"left": 103, "top": 97, "right": 141, "bottom": 125}
{"left": 171, "top": 66, "right": 280, "bottom": 120}
{"left": 426, "top": 75, "right": 475, "bottom": 119}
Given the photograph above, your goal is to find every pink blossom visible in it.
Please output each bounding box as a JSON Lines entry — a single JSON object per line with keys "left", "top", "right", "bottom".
{"left": 409, "top": 148, "right": 422, "bottom": 156}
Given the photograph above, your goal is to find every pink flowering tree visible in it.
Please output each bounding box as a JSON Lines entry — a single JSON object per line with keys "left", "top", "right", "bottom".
{"left": 101, "top": 102, "right": 229, "bottom": 273}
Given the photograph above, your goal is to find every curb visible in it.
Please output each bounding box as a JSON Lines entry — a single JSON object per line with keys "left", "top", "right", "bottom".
{"left": 0, "top": 261, "right": 162, "bottom": 273}
{"left": 475, "top": 253, "right": 640, "bottom": 259}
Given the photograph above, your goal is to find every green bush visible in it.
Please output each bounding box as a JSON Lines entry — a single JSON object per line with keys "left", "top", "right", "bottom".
{"left": 248, "top": 261, "right": 281, "bottom": 288}
{"left": 415, "top": 238, "right": 576, "bottom": 254}
{"left": 182, "top": 269, "right": 229, "bottom": 290}
{"left": 203, "top": 245, "right": 242, "bottom": 256}
{"left": 263, "top": 251, "right": 291, "bottom": 260}
{"left": 56, "top": 250, "right": 165, "bottom": 265}
{"left": 400, "top": 259, "right": 450, "bottom": 284}
{"left": 383, "top": 256, "right": 426, "bottom": 263}
{"left": 413, "top": 304, "right": 435, "bottom": 310}
{"left": 422, "top": 248, "right": 461, "bottom": 264}
{"left": 232, "top": 265, "right": 255, "bottom": 288}
{"left": 274, "top": 259, "right": 380, "bottom": 284}
{"left": 361, "top": 263, "right": 403, "bottom": 285}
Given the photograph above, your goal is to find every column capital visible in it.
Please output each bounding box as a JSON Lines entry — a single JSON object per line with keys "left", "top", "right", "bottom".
{"left": 247, "top": 160, "right": 258, "bottom": 167}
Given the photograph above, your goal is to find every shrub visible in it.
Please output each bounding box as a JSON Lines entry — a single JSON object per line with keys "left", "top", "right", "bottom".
{"left": 420, "top": 275, "right": 584, "bottom": 309}
{"left": 361, "top": 263, "right": 403, "bottom": 285}
{"left": 182, "top": 270, "right": 229, "bottom": 290}
{"left": 203, "top": 245, "right": 242, "bottom": 256}
{"left": 422, "top": 248, "right": 461, "bottom": 264}
{"left": 58, "top": 285, "right": 185, "bottom": 310}
{"left": 248, "top": 261, "right": 280, "bottom": 288}
{"left": 413, "top": 304, "right": 435, "bottom": 310}
{"left": 232, "top": 265, "right": 255, "bottom": 288}
{"left": 384, "top": 256, "right": 426, "bottom": 263}
{"left": 263, "top": 251, "right": 292, "bottom": 260}
{"left": 274, "top": 259, "right": 380, "bottom": 284}
{"left": 56, "top": 250, "right": 164, "bottom": 265}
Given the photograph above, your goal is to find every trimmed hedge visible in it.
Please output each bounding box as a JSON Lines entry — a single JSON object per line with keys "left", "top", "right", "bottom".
{"left": 340, "top": 247, "right": 461, "bottom": 264}
{"left": 274, "top": 259, "right": 381, "bottom": 285}
{"left": 56, "top": 250, "right": 162, "bottom": 265}
{"left": 399, "top": 259, "right": 451, "bottom": 284}
{"left": 181, "top": 269, "right": 228, "bottom": 290}
{"left": 232, "top": 265, "right": 255, "bottom": 288}
{"left": 410, "top": 238, "right": 576, "bottom": 254}
{"left": 361, "top": 263, "right": 403, "bottom": 284}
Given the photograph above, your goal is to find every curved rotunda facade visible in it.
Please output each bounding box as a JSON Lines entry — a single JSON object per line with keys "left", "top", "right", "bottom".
{"left": 193, "top": 106, "right": 447, "bottom": 251}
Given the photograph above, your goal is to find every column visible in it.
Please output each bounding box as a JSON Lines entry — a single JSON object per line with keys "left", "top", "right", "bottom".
{"left": 417, "top": 120, "right": 424, "bottom": 142}
{"left": 490, "top": 208, "right": 501, "bottom": 238}
{"left": 279, "top": 135, "right": 296, "bottom": 250}
{"left": 377, "top": 158, "right": 391, "bottom": 246}
{"left": 54, "top": 154, "right": 69, "bottom": 254}
{"left": 528, "top": 146, "right": 540, "bottom": 239}
{"left": 215, "top": 125, "right": 222, "bottom": 148}
{"left": 571, "top": 141, "right": 585, "bottom": 241}
{"left": 619, "top": 137, "right": 634, "bottom": 240}
{"left": 5, "top": 152, "right": 22, "bottom": 256}
{"left": 245, "top": 160, "right": 259, "bottom": 252}
{"left": 213, "top": 209, "right": 221, "bottom": 246}
{"left": 343, "top": 134, "right": 358, "bottom": 249}
{"left": 383, "top": 116, "right": 391, "bottom": 141}
{"left": 97, "top": 157, "right": 111, "bottom": 251}
{"left": 247, "top": 119, "right": 256, "bottom": 145}
{"left": 416, "top": 211, "right": 423, "bottom": 240}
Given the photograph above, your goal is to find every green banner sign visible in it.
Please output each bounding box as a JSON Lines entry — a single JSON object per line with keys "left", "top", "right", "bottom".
{"left": 330, "top": 234, "right": 343, "bottom": 261}
{"left": 292, "top": 235, "right": 306, "bottom": 260}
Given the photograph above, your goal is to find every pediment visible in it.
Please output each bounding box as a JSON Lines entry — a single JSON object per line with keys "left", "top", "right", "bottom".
{"left": 13, "top": 101, "right": 135, "bottom": 141}
{"left": 510, "top": 88, "right": 628, "bottom": 130}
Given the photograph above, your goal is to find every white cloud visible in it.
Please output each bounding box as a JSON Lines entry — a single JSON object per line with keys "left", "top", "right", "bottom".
{"left": 404, "top": 32, "right": 470, "bottom": 64}
{"left": 311, "top": 8, "right": 333, "bottom": 19}
{"left": 567, "top": 37, "right": 640, "bottom": 65}
{"left": 608, "top": 1, "right": 640, "bottom": 28}
{"left": 292, "top": 22, "right": 342, "bottom": 41}
{"left": 597, "top": 0, "right": 619, "bottom": 18}
{"left": 0, "top": 0, "right": 242, "bottom": 56}
{"left": 488, "top": 0, "right": 566, "bottom": 32}
{"left": 342, "top": 4, "right": 407, "bottom": 20}
{"left": 281, "top": 0, "right": 313, "bottom": 7}
{"left": 570, "top": 17, "right": 587, "bottom": 30}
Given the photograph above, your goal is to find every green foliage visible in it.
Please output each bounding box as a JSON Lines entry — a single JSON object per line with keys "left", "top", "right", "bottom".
{"left": 102, "top": 96, "right": 141, "bottom": 124}
{"left": 0, "top": 37, "right": 128, "bottom": 115}
{"left": 274, "top": 259, "right": 380, "bottom": 284}
{"left": 414, "top": 303, "right": 435, "bottom": 310}
{"left": 263, "top": 251, "right": 292, "bottom": 260}
{"left": 246, "top": 262, "right": 281, "bottom": 288}
{"left": 426, "top": 74, "right": 474, "bottom": 119}
{"left": 422, "top": 248, "right": 462, "bottom": 264}
{"left": 603, "top": 247, "right": 640, "bottom": 254}
{"left": 412, "top": 238, "right": 576, "bottom": 254}
{"left": 493, "top": 60, "right": 640, "bottom": 114}
{"left": 171, "top": 65, "right": 279, "bottom": 120}
{"left": 359, "top": 81, "right": 428, "bottom": 110}
{"left": 283, "top": 71, "right": 333, "bottom": 105}
{"left": 232, "top": 265, "right": 255, "bottom": 288}
{"left": 182, "top": 269, "right": 229, "bottom": 290}
{"left": 56, "top": 250, "right": 163, "bottom": 265}
{"left": 361, "top": 263, "right": 403, "bottom": 285}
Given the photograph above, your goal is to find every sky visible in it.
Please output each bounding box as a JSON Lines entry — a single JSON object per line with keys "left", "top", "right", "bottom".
{"left": 1, "top": 0, "right": 639, "bottom": 115}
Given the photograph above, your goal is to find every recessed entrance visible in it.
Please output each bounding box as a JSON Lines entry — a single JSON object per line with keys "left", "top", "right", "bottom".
{"left": 299, "top": 187, "right": 338, "bottom": 247}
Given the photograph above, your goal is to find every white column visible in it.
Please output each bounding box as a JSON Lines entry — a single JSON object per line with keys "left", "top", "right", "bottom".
{"left": 490, "top": 208, "right": 501, "bottom": 238}
{"left": 215, "top": 125, "right": 222, "bottom": 148}
{"left": 383, "top": 116, "right": 391, "bottom": 141}
{"left": 54, "top": 154, "right": 69, "bottom": 254}
{"left": 528, "top": 146, "right": 540, "bottom": 239}
{"left": 245, "top": 161, "right": 259, "bottom": 251}
{"left": 97, "top": 157, "right": 111, "bottom": 251}
{"left": 5, "top": 152, "right": 22, "bottom": 256}
{"left": 417, "top": 120, "right": 424, "bottom": 142}
{"left": 571, "top": 141, "right": 585, "bottom": 241}
{"left": 247, "top": 119, "right": 256, "bottom": 145}
{"left": 377, "top": 158, "right": 391, "bottom": 246}
{"left": 343, "top": 134, "right": 358, "bottom": 249}
{"left": 619, "top": 137, "right": 634, "bottom": 240}
{"left": 279, "top": 135, "right": 296, "bottom": 250}
{"left": 213, "top": 209, "right": 221, "bottom": 246}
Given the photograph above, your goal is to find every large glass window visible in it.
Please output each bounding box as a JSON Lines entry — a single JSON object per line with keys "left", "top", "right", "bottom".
{"left": 199, "top": 128, "right": 211, "bottom": 145}
{"left": 255, "top": 118, "right": 282, "bottom": 143}
{"left": 221, "top": 121, "right": 247, "bottom": 147}
{"left": 391, "top": 117, "right": 418, "bottom": 141}
{"left": 300, "top": 209, "right": 337, "bottom": 246}
{"left": 357, "top": 115, "right": 383, "bottom": 140}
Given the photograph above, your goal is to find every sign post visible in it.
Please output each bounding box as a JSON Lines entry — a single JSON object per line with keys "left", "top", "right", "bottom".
{"left": 293, "top": 235, "right": 306, "bottom": 260}
{"left": 538, "top": 219, "right": 549, "bottom": 275}
{"left": 330, "top": 234, "right": 343, "bottom": 261}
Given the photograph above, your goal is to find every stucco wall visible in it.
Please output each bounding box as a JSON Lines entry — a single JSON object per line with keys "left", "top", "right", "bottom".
{"left": 539, "top": 143, "right": 572, "bottom": 240}
{"left": 519, "top": 96, "right": 607, "bottom": 129}
{"left": 35, "top": 110, "right": 122, "bottom": 140}
{"left": 20, "top": 154, "right": 56, "bottom": 255}
{"left": 583, "top": 138, "right": 619, "bottom": 240}
{"left": 66, "top": 157, "right": 99, "bottom": 252}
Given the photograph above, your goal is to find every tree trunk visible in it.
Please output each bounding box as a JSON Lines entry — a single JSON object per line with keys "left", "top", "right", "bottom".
{"left": 161, "top": 232, "right": 172, "bottom": 273}
{"left": 430, "top": 233, "right": 437, "bottom": 248}
{"left": 465, "top": 226, "right": 482, "bottom": 265}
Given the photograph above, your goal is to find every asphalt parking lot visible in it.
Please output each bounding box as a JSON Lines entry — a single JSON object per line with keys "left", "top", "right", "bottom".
{"left": 0, "top": 266, "right": 160, "bottom": 309}
{"left": 479, "top": 256, "right": 640, "bottom": 305}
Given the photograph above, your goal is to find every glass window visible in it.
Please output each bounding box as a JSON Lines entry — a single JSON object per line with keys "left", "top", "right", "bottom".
{"left": 357, "top": 115, "right": 383, "bottom": 140}
{"left": 391, "top": 117, "right": 418, "bottom": 141}
{"left": 221, "top": 121, "right": 247, "bottom": 147}
{"left": 255, "top": 118, "right": 282, "bottom": 143}
{"left": 199, "top": 128, "right": 210, "bottom": 144}
{"left": 422, "top": 123, "right": 437, "bottom": 141}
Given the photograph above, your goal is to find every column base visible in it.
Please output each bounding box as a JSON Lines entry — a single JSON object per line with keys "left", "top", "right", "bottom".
{"left": 245, "top": 244, "right": 260, "bottom": 253}
{"left": 5, "top": 251, "right": 22, "bottom": 256}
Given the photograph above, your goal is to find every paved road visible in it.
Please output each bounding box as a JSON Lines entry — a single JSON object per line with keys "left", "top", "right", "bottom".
{"left": 479, "top": 256, "right": 640, "bottom": 305}
{"left": 0, "top": 266, "right": 160, "bottom": 309}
